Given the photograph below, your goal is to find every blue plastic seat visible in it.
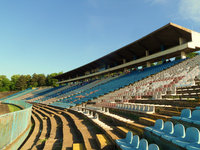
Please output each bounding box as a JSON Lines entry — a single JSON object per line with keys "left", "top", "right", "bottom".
{"left": 116, "top": 131, "right": 133, "bottom": 146}
{"left": 161, "top": 124, "right": 185, "bottom": 141}
{"left": 172, "top": 127, "right": 200, "bottom": 148}
{"left": 195, "top": 106, "right": 200, "bottom": 110}
{"left": 181, "top": 110, "right": 200, "bottom": 125}
{"left": 120, "top": 135, "right": 140, "bottom": 150}
{"left": 149, "top": 144, "right": 160, "bottom": 150}
{"left": 145, "top": 119, "right": 164, "bottom": 132}
{"left": 152, "top": 121, "right": 174, "bottom": 136}
{"left": 172, "top": 109, "right": 191, "bottom": 120}
{"left": 186, "top": 143, "right": 200, "bottom": 150}
{"left": 137, "top": 139, "right": 148, "bottom": 150}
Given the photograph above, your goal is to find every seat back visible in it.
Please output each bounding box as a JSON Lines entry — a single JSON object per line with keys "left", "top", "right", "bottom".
{"left": 185, "top": 127, "right": 200, "bottom": 143}
{"left": 149, "top": 144, "right": 159, "bottom": 150}
{"left": 163, "top": 121, "right": 174, "bottom": 134}
{"left": 191, "top": 110, "right": 200, "bottom": 120}
{"left": 138, "top": 139, "right": 148, "bottom": 150}
{"left": 131, "top": 105, "right": 135, "bottom": 110}
{"left": 173, "top": 124, "right": 185, "bottom": 138}
{"left": 154, "top": 119, "right": 164, "bottom": 130}
{"left": 181, "top": 109, "right": 191, "bottom": 118}
{"left": 136, "top": 105, "right": 140, "bottom": 111}
{"left": 125, "top": 131, "right": 133, "bottom": 143}
{"left": 130, "top": 135, "right": 140, "bottom": 148}
{"left": 144, "top": 105, "right": 148, "bottom": 111}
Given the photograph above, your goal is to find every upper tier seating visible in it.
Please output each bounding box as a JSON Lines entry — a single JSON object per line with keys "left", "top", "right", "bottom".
{"left": 97, "top": 55, "right": 200, "bottom": 103}
{"left": 32, "top": 80, "right": 95, "bottom": 103}
{"left": 50, "top": 60, "right": 182, "bottom": 108}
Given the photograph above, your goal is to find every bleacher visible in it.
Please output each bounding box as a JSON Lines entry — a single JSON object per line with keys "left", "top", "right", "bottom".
{"left": 2, "top": 23, "right": 200, "bottom": 150}
{"left": 47, "top": 59, "right": 184, "bottom": 108}
{"left": 0, "top": 88, "right": 36, "bottom": 101}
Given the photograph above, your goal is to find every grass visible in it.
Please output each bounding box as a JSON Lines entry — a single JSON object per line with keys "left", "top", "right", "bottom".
{"left": 8, "top": 104, "right": 21, "bottom": 112}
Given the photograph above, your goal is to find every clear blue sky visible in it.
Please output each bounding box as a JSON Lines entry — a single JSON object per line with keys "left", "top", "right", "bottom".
{"left": 0, "top": 0, "right": 200, "bottom": 78}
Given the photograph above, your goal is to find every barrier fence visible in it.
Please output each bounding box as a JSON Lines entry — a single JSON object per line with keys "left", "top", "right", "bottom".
{"left": 0, "top": 100, "right": 32, "bottom": 149}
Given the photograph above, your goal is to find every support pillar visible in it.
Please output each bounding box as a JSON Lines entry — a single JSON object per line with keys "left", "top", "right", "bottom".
{"left": 179, "top": 37, "right": 187, "bottom": 45}
{"left": 146, "top": 62, "right": 151, "bottom": 67}
{"left": 181, "top": 51, "right": 186, "bottom": 59}
{"left": 145, "top": 50, "right": 151, "bottom": 67}
{"left": 160, "top": 45, "right": 165, "bottom": 63}
{"left": 123, "top": 59, "right": 126, "bottom": 64}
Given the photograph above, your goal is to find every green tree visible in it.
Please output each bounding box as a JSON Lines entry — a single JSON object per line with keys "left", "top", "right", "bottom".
{"left": 15, "top": 75, "right": 27, "bottom": 90}
{"left": 38, "top": 74, "right": 46, "bottom": 86}
{"left": 46, "top": 72, "right": 62, "bottom": 87}
{"left": 30, "top": 73, "right": 39, "bottom": 87}
{"left": 10, "top": 75, "right": 20, "bottom": 90}
{"left": 25, "top": 75, "right": 32, "bottom": 88}
{"left": 0, "top": 75, "right": 11, "bottom": 91}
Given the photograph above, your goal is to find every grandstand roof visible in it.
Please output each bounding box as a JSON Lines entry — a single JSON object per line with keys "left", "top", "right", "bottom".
{"left": 55, "top": 23, "right": 195, "bottom": 81}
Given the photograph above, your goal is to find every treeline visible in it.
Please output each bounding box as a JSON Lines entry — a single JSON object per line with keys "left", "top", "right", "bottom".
{"left": 0, "top": 73, "right": 62, "bottom": 92}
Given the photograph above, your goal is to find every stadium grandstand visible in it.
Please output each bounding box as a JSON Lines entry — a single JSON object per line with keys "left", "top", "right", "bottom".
{"left": 1, "top": 22, "right": 200, "bottom": 150}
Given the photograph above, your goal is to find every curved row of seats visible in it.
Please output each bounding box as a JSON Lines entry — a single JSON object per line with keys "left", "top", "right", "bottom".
{"left": 97, "top": 55, "right": 200, "bottom": 103}
{"left": 172, "top": 108, "right": 200, "bottom": 125}
{"left": 116, "top": 131, "right": 159, "bottom": 150}
{"left": 99, "top": 102, "right": 155, "bottom": 114}
{"left": 21, "top": 104, "right": 86, "bottom": 149}
{"left": 145, "top": 119, "right": 200, "bottom": 149}
{"left": 46, "top": 60, "right": 181, "bottom": 108}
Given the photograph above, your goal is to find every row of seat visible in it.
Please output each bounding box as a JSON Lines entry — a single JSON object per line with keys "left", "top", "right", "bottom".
{"left": 0, "top": 88, "right": 36, "bottom": 101}
{"left": 48, "top": 60, "right": 180, "bottom": 107}
{"left": 97, "top": 55, "right": 200, "bottom": 103}
{"left": 145, "top": 119, "right": 200, "bottom": 149}
{"left": 116, "top": 131, "right": 159, "bottom": 150}
{"left": 98, "top": 102, "right": 155, "bottom": 114}
{"left": 97, "top": 59, "right": 185, "bottom": 102}
{"left": 172, "top": 108, "right": 200, "bottom": 125}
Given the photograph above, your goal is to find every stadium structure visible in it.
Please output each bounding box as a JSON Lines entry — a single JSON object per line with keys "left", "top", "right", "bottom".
{"left": 0, "top": 22, "right": 200, "bottom": 150}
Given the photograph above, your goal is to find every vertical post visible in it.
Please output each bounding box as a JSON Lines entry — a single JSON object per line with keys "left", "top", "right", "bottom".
{"left": 145, "top": 50, "right": 151, "bottom": 67}
{"left": 181, "top": 51, "right": 186, "bottom": 59}
{"left": 161, "top": 45, "right": 165, "bottom": 63}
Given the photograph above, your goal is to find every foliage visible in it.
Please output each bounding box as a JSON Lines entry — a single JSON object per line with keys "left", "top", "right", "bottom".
{"left": 0, "top": 75, "right": 11, "bottom": 92}
{"left": 0, "top": 72, "right": 62, "bottom": 91}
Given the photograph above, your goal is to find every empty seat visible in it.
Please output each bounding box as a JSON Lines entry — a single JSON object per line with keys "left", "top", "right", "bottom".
{"left": 145, "top": 119, "right": 164, "bottom": 132}
{"left": 161, "top": 124, "right": 185, "bottom": 141}
{"left": 149, "top": 144, "right": 160, "bottom": 150}
{"left": 172, "top": 109, "right": 191, "bottom": 120}
{"left": 181, "top": 110, "right": 200, "bottom": 125}
{"left": 137, "top": 139, "right": 148, "bottom": 150}
{"left": 121, "top": 138, "right": 148, "bottom": 150}
{"left": 172, "top": 127, "right": 200, "bottom": 148}
{"left": 120, "top": 135, "right": 140, "bottom": 150}
{"left": 116, "top": 131, "right": 133, "bottom": 146}
{"left": 195, "top": 106, "right": 200, "bottom": 110}
{"left": 186, "top": 143, "right": 200, "bottom": 150}
{"left": 152, "top": 121, "right": 174, "bottom": 136}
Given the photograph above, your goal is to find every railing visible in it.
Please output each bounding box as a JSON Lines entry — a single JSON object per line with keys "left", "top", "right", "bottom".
{"left": 0, "top": 100, "right": 32, "bottom": 149}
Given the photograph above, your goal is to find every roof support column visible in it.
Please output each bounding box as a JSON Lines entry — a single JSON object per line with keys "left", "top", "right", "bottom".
{"left": 146, "top": 50, "right": 151, "bottom": 67}
{"left": 179, "top": 37, "right": 187, "bottom": 45}
{"left": 161, "top": 45, "right": 165, "bottom": 63}
{"left": 179, "top": 37, "right": 187, "bottom": 59}
{"left": 181, "top": 51, "right": 186, "bottom": 59}
{"left": 123, "top": 59, "right": 126, "bottom": 64}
